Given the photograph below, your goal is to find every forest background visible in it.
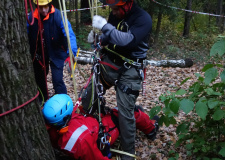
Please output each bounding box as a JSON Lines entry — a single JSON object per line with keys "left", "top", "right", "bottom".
{"left": 56, "top": 0, "right": 225, "bottom": 65}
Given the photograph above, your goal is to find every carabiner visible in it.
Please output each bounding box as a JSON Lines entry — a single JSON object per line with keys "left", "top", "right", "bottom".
{"left": 123, "top": 62, "right": 131, "bottom": 69}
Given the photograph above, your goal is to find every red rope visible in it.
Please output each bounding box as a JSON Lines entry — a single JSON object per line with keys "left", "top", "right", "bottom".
{"left": 99, "top": 60, "right": 119, "bottom": 71}
{"left": 24, "top": 0, "right": 34, "bottom": 25}
{"left": 0, "top": 91, "right": 39, "bottom": 117}
{"left": 36, "top": 0, "right": 49, "bottom": 99}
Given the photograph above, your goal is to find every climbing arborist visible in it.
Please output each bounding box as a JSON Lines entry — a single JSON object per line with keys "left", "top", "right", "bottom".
{"left": 83, "top": 0, "right": 153, "bottom": 159}
{"left": 27, "top": 0, "right": 77, "bottom": 103}
{"left": 43, "top": 94, "right": 159, "bottom": 160}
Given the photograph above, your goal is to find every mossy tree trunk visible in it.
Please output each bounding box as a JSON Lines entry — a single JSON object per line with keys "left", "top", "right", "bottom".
{"left": 0, "top": 0, "right": 55, "bottom": 159}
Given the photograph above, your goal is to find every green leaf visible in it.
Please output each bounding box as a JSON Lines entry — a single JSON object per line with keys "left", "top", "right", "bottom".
{"left": 180, "top": 99, "right": 194, "bottom": 114}
{"left": 215, "top": 64, "right": 224, "bottom": 68}
{"left": 193, "top": 82, "right": 200, "bottom": 93}
{"left": 219, "top": 147, "right": 225, "bottom": 157}
{"left": 180, "top": 77, "right": 190, "bottom": 85}
{"left": 210, "top": 40, "right": 225, "bottom": 56}
{"left": 208, "top": 99, "right": 219, "bottom": 109}
{"left": 176, "top": 123, "right": 188, "bottom": 134}
{"left": 168, "top": 158, "right": 176, "bottom": 160}
{"left": 204, "top": 68, "right": 218, "bottom": 85}
{"left": 185, "top": 143, "right": 193, "bottom": 150}
{"left": 149, "top": 106, "right": 161, "bottom": 119}
{"left": 205, "top": 88, "right": 222, "bottom": 96}
{"left": 202, "top": 64, "right": 214, "bottom": 72}
{"left": 195, "top": 73, "right": 202, "bottom": 78}
{"left": 196, "top": 100, "right": 208, "bottom": 120}
{"left": 159, "top": 95, "right": 166, "bottom": 102}
{"left": 212, "top": 108, "right": 225, "bottom": 121}
{"left": 175, "top": 89, "right": 186, "bottom": 95}
{"left": 220, "top": 70, "right": 225, "bottom": 83}
{"left": 169, "top": 99, "right": 180, "bottom": 114}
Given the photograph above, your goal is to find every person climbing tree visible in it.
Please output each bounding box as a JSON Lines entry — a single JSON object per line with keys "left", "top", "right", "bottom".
{"left": 27, "top": 0, "right": 77, "bottom": 103}
{"left": 83, "top": 0, "right": 156, "bottom": 159}
{"left": 42, "top": 94, "right": 159, "bottom": 160}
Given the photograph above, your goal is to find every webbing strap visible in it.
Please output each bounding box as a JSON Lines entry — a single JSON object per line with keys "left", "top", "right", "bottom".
{"left": 117, "top": 82, "right": 139, "bottom": 96}
{"left": 99, "top": 60, "right": 119, "bottom": 71}
{"left": 105, "top": 47, "right": 135, "bottom": 65}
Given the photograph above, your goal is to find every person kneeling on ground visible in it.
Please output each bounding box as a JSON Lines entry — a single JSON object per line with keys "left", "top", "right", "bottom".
{"left": 42, "top": 94, "right": 159, "bottom": 160}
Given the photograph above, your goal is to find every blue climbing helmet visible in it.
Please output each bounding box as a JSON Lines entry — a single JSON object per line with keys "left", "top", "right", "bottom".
{"left": 42, "top": 94, "right": 73, "bottom": 126}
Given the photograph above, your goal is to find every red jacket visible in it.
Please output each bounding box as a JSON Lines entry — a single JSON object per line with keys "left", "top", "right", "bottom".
{"left": 47, "top": 108, "right": 155, "bottom": 160}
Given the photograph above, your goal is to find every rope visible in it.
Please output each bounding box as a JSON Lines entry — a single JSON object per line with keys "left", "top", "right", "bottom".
{"left": 24, "top": 0, "right": 34, "bottom": 25}
{"left": 36, "top": 0, "right": 49, "bottom": 100}
{"left": 65, "top": 5, "right": 107, "bottom": 13}
{"left": 71, "top": 48, "right": 80, "bottom": 78}
{"left": 58, "top": 0, "right": 78, "bottom": 101}
{"left": 110, "top": 148, "right": 138, "bottom": 159}
{"left": 152, "top": 0, "right": 225, "bottom": 18}
{"left": 0, "top": 91, "right": 39, "bottom": 117}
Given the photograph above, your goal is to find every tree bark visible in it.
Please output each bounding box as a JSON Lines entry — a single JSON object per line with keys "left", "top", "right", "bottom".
{"left": 81, "top": 0, "right": 92, "bottom": 25}
{"left": 216, "top": 0, "right": 223, "bottom": 30}
{"left": 154, "top": 7, "right": 162, "bottom": 45}
{"left": 0, "top": 0, "right": 55, "bottom": 159}
{"left": 183, "top": 0, "right": 192, "bottom": 38}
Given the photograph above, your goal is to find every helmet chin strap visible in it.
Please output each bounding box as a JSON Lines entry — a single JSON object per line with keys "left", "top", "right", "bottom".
{"left": 57, "top": 115, "right": 72, "bottom": 134}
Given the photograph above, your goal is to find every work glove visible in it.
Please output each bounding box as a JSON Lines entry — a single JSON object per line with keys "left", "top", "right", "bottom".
{"left": 92, "top": 15, "right": 107, "bottom": 30}
{"left": 87, "top": 30, "right": 94, "bottom": 43}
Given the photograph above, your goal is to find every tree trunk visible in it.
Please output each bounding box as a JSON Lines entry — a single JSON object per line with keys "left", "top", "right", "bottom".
{"left": 52, "top": 0, "right": 60, "bottom": 9}
{"left": 81, "top": 0, "right": 92, "bottom": 25}
{"left": 154, "top": 7, "right": 162, "bottom": 45}
{"left": 75, "top": 0, "right": 79, "bottom": 34}
{"left": 0, "top": 0, "right": 55, "bottom": 159}
{"left": 216, "top": 0, "right": 223, "bottom": 30}
{"left": 183, "top": 0, "right": 192, "bottom": 38}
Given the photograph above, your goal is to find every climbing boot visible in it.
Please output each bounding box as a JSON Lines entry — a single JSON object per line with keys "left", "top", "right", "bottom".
{"left": 146, "top": 115, "right": 159, "bottom": 140}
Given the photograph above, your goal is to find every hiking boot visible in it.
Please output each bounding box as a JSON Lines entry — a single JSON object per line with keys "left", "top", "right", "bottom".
{"left": 146, "top": 115, "right": 159, "bottom": 141}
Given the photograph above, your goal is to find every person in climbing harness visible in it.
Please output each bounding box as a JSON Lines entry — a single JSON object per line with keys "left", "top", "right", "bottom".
{"left": 83, "top": 0, "right": 154, "bottom": 159}
{"left": 42, "top": 94, "right": 158, "bottom": 160}
{"left": 27, "top": 0, "right": 77, "bottom": 103}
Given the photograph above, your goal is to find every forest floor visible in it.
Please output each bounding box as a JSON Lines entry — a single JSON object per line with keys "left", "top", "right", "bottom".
{"left": 47, "top": 55, "right": 205, "bottom": 160}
